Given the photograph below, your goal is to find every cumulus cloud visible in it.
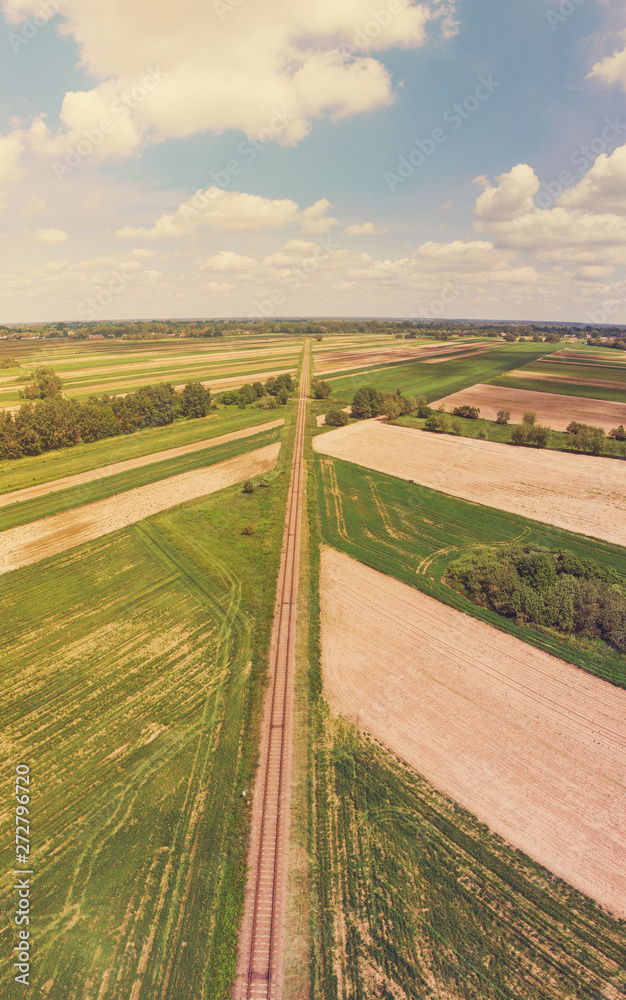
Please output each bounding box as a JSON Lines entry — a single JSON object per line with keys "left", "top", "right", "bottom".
{"left": 588, "top": 31, "right": 626, "bottom": 90}
{"left": 203, "top": 250, "right": 260, "bottom": 272}
{"left": 558, "top": 143, "right": 626, "bottom": 214}
{"left": 9, "top": 0, "right": 449, "bottom": 160}
{"left": 474, "top": 165, "right": 540, "bottom": 229}
{"left": 115, "top": 188, "right": 336, "bottom": 238}
{"left": 34, "top": 228, "right": 69, "bottom": 244}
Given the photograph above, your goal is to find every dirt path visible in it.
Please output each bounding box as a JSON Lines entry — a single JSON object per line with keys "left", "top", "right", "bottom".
{"left": 313, "top": 421, "right": 626, "bottom": 546}
{"left": 320, "top": 547, "right": 626, "bottom": 918}
{"left": 0, "top": 442, "right": 280, "bottom": 576}
{"left": 432, "top": 384, "right": 626, "bottom": 431}
{"left": 0, "top": 418, "right": 285, "bottom": 508}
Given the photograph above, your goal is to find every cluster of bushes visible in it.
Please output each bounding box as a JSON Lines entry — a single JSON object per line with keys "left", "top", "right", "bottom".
{"left": 0, "top": 380, "right": 212, "bottom": 460}
{"left": 566, "top": 420, "right": 626, "bottom": 455}
{"left": 351, "top": 386, "right": 421, "bottom": 420}
{"left": 509, "top": 410, "right": 551, "bottom": 447}
{"left": 311, "top": 379, "right": 331, "bottom": 399}
{"left": 0, "top": 356, "right": 20, "bottom": 370}
{"left": 218, "top": 372, "right": 295, "bottom": 408}
{"left": 324, "top": 409, "right": 349, "bottom": 427}
{"left": 447, "top": 544, "right": 626, "bottom": 653}
{"left": 452, "top": 404, "right": 480, "bottom": 419}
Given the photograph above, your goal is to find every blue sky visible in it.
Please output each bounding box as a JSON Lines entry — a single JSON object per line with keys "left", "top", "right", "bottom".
{"left": 1, "top": 0, "right": 626, "bottom": 322}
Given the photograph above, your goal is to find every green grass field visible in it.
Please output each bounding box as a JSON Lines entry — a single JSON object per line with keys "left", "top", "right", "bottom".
{"left": 0, "top": 425, "right": 283, "bottom": 531}
{"left": 0, "top": 429, "right": 293, "bottom": 999}
{"left": 0, "top": 406, "right": 287, "bottom": 497}
{"left": 491, "top": 374, "right": 626, "bottom": 404}
{"left": 314, "top": 455, "right": 626, "bottom": 687}
{"left": 324, "top": 343, "right": 562, "bottom": 403}
{"left": 310, "top": 715, "right": 626, "bottom": 1000}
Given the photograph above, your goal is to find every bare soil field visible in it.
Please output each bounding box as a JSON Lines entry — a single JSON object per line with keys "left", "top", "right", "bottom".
{"left": 0, "top": 442, "right": 280, "bottom": 575}
{"left": 419, "top": 346, "right": 494, "bottom": 364}
{"left": 0, "top": 418, "right": 284, "bottom": 508}
{"left": 313, "top": 421, "right": 626, "bottom": 545}
{"left": 320, "top": 546, "right": 626, "bottom": 918}
{"left": 432, "top": 384, "right": 626, "bottom": 431}
{"left": 314, "top": 341, "right": 494, "bottom": 375}
{"left": 508, "top": 370, "right": 626, "bottom": 391}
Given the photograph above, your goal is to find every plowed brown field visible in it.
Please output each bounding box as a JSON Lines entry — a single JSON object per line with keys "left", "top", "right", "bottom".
{"left": 313, "top": 421, "right": 626, "bottom": 545}
{"left": 0, "top": 418, "right": 284, "bottom": 508}
{"left": 0, "top": 442, "right": 280, "bottom": 575}
{"left": 432, "top": 384, "right": 626, "bottom": 431}
{"left": 320, "top": 547, "right": 626, "bottom": 917}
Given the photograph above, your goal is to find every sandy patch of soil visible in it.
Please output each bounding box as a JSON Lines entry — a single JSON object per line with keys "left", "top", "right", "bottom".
{"left": 320, "top": 546, "right": 626, "bottom": 918}
{"left": 508, "top": 370, "right": 626, "bottom": 392}
{"left": 313, "top": 421, "right": 626, "bottom": 545}
{"left": 0, "top": 418, "right": 284, "bottom": 508}
{"left": 0, "top": 442, "right": 280, "bottom": 575}
{"left": 432, "top": 384, "right": 626, "bottom": 431}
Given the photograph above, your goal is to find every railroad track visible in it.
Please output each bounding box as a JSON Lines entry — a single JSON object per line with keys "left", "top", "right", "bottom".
{"left": 234, "top": 342, "right": 309, "bottom": 1000}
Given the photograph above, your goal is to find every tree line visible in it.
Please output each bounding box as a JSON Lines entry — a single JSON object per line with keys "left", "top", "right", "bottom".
{"left": 447, "top": 544, "right": 626, "bottom": 654}
{"left": 0, "top": 376, "right": 212, "bottom": 460}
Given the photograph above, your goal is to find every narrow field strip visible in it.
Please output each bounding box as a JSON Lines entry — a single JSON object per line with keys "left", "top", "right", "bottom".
{"left": 0, "top": 418, "right": 284, "bottom": 509}
{"left": 313, "top": 420, "right": 626, "bottom": 546}
{"left": 432, "top": 383, "right": 626, "bottom": 431}
{"left": 0, "top": 442, "right": 280, "bottom": 575}
{"left": 320, "top": 547, "right": 626, "bottom": 918}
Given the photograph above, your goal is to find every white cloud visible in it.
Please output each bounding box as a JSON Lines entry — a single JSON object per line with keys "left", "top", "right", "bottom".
{"left": 203, "top": 250, "right": 260, "bottom": 272}
{"left": 343, "top": 222, "right": 389, "bottom": 235}
{"left": 558, "top": 143, "right": 626, "bottom": 214}
{"left": 474, "top": 164, "right": 540, "bottom": 228}
{"left": 115, "top": 187, "right": 336, "bottom": 238}
{"left": 34, "top": 228, "right": 69, "bottom": 244}
{"left": 11, "top": 0, "right": 448, "bottom": 160}
{"left": 588, "top": 31, "right": 626, "bottom": 90}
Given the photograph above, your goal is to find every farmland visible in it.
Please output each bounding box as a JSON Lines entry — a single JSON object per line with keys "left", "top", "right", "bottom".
{"left": 0, "top": 337, "right": 302, "bottom": 410}
{"left": 431, "top": 383, "right": 626, "bottom": 432}
{"left": 323, "top": 341, "right": 563, "bottom": 402}
{"left": 320, "top": 547, "right": 626, "bottom": 917}
{"left": 0, "top": 405, "right": 286, "bottom": 497}
{"left": 314, "top": 421, "right": 626, "bottom": 546}
{"left": 310, "top": 714, "right": 626, "bottom": 1000}
{"left": 314, "top": 454, "right": 626, "bottom": 686}
{"left": 0, "top": 444, "right": 292, "bottom": 999}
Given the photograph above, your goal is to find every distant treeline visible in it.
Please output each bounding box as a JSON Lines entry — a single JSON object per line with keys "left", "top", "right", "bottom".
{"left": 447, "top": 544, "right": 626, "bottom": 654}
{"left": 0, "top": 379, "right": 211, "bottom": 460}
{"left": 587, "top": 336, "right": 626, "bottom": 351}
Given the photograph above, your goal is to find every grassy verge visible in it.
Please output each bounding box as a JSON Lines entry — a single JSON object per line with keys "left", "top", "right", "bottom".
{"left": 0, "top": 406, "right": 288, "bottom": 496}
{"left": 0, "top": 398, "right": 296, "bottom": 999}
{"left": 314, "top": 455, "right": 626, "bottom": 688}
{"left": 0, "top": 426, "right": 282, "bottom": 531}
